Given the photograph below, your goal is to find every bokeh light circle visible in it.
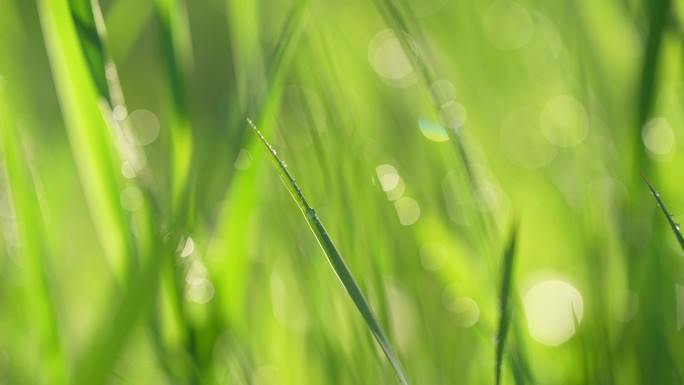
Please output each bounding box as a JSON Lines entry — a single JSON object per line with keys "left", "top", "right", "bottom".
{"left": 483, "top": 0, "right": 534, "bottom": 50}
{"left": 540, "top": 95, "right": 589, "bottom": 147}
{"left": 523, "top": 279, "right": 584, "bottom": 346}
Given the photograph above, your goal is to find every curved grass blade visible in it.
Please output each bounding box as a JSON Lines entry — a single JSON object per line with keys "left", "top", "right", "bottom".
{"left": 640, "top": 173, "right": 684, "bottom": 252}
{"left": 247, "top": 119, "right": 409, "bottom": 385}
{"left": 495, "top": 225, "right": 517, "bottom": 385}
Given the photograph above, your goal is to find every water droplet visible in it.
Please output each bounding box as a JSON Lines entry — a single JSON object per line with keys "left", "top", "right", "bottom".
{"left": 307, "top": 208, "right": 316, "bottom": 218}
{"left": 282, "top": 162, "right": 287, "bottom": 168}
{"left": 655, "top": 191, "right": 660, "bottom": 197}
{"left": 676, "top": 223, "right": 681, "bottom": 231}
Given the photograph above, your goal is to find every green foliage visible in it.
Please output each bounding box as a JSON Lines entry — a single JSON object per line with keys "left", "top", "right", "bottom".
{"left": 249, "top": 118, "right": 409, "bottom": 384}
{"left": 0, "top": 0, "right": 683, "bottom": 383}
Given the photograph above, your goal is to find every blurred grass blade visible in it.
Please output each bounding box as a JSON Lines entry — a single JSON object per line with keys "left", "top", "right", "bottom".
{"left": 633, "top": 0, "right": 670, "bottom": 172}
{"left": 68, "top": 0, "right": 109, "bottom": 103}
{"left": 636, "top": 0, "right": 670, "bottom": 127}
{"left": 156, "top": 0, "right": 194, "bottom": 215}
{"left": 496, "top": 224, "right": 517, "bottom": 385}
{"left": 106, "top": 0, "right": 155, "bottom": 61}
{"left": 68, "top": 0, "right": 155, "bottom": 197}
{"left": 641, "top": 173, "right": 684, "bottom": 252}
{"left": 0, "top": 79, "right": 66, "bottom": 385}
{"left": 248, "top": 119, "right": 410, "bottom": 385}
{"left": 73, "top": 226, "right": 176, "bottom": 385}
{"left": 37, "top": 0, "right": 133, "bottom": 280}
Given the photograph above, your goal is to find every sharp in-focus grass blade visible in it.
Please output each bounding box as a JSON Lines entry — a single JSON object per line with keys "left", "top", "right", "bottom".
{"left": 248, "top": 118, "right": 410, "bottom": 385}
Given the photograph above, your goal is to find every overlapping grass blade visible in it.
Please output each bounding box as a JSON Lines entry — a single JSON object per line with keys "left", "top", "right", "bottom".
{"left": 0, "top": 79, "right": 66, "bottom": 385}
{"left": 641, "top": 173, "right": 684, "bottom": 252}
{"left": 155, "top": 0, "right": 194, "bottom": 214}
{"left": 105, "top": 0, "right": 155, "bottom": 61}
{"left": 247, "top": 119, "right": 410, "bottom": 385}
{"left": 495, "top": 225, "right": 517, "bottom": 385}
{"left": 37, "top": 0, "right": 134, "bottom": 280}
{"left": 205, "top": 0, "right": 310, "bottom": 328}
{"left": 632, "top": 0, "right": 670, "bottom": 173}
{"left": 73, "top": 223, "right": 177, "bottom": 385}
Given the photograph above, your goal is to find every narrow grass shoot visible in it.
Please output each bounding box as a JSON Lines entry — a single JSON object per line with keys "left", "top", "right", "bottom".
{"left": 248, "top": 118, "right": 410, "bottom": 385}
{"left": 640, "top": 173, "right": 684, "bottom": 252}
{"left": 155, "top": 0, "right": 194, "bottom": 215}
{"left": 495, "top": 224, "right": 517, "bottom": 385}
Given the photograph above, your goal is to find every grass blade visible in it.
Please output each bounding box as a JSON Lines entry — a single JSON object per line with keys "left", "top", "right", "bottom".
{"left": 155, "top": 0, "right": 194, "bottom": 214}
{"left": 247, "top": 119, "right": 410, "bottom": 385}
{"left": 73, "top": 222, "right": 177, "bottom": 385}
{"left": 495, "top": 225, "right": 517, "bottom": 385}
{"left": 37, "top": 0, "right": 133, "bottom": 280}
{"left": 640, "top": 173, "right": 684, "bottom": 252}
{"left": 0, "top": 79, "right": 67, "bottom": 385}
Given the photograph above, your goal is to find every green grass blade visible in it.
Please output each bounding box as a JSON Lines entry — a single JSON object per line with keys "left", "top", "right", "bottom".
{"left": 37, "top": 0, "right": 133, "bottom": 280}
{"left": 640, "top": 173, "right": 684, "bottom": 252}
{"left": 495, "top": 224, "right": 517, "bottom": 385}
{"left": 106, "top": 0, "right": 155, "bottom": 61}
{"left": 0, "top": 79, "right": 67, "bottom": 385}
{"left": 632, "top": 0, "right": 670, "bottom": 173}
{"left": 71, "top": 0, "right": 156, "bottom": 194}
{"left": 155, "top": 0, "right": 194, "bottom": 214}
{"left": 247, "top": 119, "right": 410, "bottom": 385}
{"left": 72, "top": 220, "right": 177, "bottom": 385}
{"left": 67, "top": 0, "right": 109, "bottom": 103}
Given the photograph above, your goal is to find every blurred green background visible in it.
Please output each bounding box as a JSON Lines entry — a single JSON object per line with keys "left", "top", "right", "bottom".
{"left": 1, "top": 0, "right": 684, "bottom": 383}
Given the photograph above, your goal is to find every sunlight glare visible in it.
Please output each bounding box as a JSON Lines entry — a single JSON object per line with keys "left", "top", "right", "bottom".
{"left": 120, "top": 186, "right": 143, "bottom": 211}
{"left": 395, "top": 197, "right": 420, "bottom": 225}
{"left": 642, "top": 118, "right": 675, "bottom": 161}
{"left": 418, "top": 117, "right": 449, "bottom": 142}
{"left": 443, "top": 286, "right": 480, "bottom": 327}
{"left": 540, "top": 95, "right": 589, "bottom": 148}
{"left": 368, "top": 29, "right": 417, "bottom": 88}
{"left": 524, "top": 279, "right": 584, "bottom": 346}
{"left": 125, "top": 109, "right": 160, "bottom": 145}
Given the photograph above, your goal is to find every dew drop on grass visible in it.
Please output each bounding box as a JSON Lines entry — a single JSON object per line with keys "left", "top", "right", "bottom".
{"left": 307, "top": 208, "right": 316, "bottom": 218}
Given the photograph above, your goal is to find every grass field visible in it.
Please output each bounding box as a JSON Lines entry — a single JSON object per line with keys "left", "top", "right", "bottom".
{"left": 1, "top": 0, "right": 684, "bottom": 383}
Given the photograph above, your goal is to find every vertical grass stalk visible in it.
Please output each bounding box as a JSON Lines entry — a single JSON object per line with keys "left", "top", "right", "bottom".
{"left": 37, "top": 0, "right": 133, "bottom": 281}
{"left": 0, "top": 79, "right": 66, "bottom": 385}
{"left": 495, "top": 225, "right": 518, "bottom": 385}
